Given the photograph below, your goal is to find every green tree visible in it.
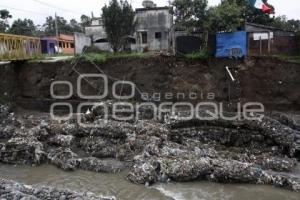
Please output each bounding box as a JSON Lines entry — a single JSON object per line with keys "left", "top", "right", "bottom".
{"left": 225, "top": 0, "right": 274, "bottom": 25}
{"left": 80, "top": 15, "right": 92, "bottom": 27}
{"left": 270, "top": 16, "right": 300, "bottom": 31}
{"left": 205, "top": 0, "right": 243, "bottom": 32}
{"left": 43, "top": 15, "right": 83, "bottom": 36}
{"left": 102, "top": 0, "right": 135, "bottom": 52}
{"left": 0, "top": 9, "right": 12, "bottom": 32}
{"left": 9, "top": 19, "right": 36, "bottom": 36}
{"left": 171, "top": 0, "right": 208, "bottom": 31}
{"left": 70, "top": 18, "right": 83, "bottom": 32}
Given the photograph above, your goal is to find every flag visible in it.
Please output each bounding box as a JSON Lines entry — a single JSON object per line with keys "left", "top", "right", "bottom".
{"left": 249, "top": 0, "right": 273, "bottom": 14}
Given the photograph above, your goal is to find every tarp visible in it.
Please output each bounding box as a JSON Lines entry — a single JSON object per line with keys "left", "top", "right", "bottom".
{"left": 215, "top": 31, "right": 247, "bottom": 58}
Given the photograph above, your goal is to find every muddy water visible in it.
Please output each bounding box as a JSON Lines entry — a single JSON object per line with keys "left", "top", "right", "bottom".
{"left": 0, "top": 164, "right": 300, "bottom": 200}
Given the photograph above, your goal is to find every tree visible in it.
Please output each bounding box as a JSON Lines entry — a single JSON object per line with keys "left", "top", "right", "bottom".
{"left": 225, "top": 0, "right": 274, "bottom": 25}
{"left": 205, "top": 0, "right": 243, "bottom": 32}
{"left": 43, "top": 15, "right": 83, "bottom": 36}
{"left": 80, "top": 15, "right": 91, "bottom": 27}
{"left": 70, "top": 18, "right": 83, "bottom": 32}
{"left": 0, "top": 9, "right": 12, "bottom": 32}
{"left": 9, "top": 19, "right": 36, "bottom": 36}
{"left": 171, "top": 0, "right": 208, "bottom": 31}
{"left": 102, "top": 0, "right": 135, "bottom": 52}
{"left": 270, "top": 16, "right": 300, "bottom": 31}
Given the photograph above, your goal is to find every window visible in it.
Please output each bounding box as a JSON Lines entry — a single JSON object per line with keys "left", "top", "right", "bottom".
{"left": 155, "top": 32, "right": 162, "bottom": 39}
{"left": 63, "top": 42, "right": 66, "bottom": 48}
{"left": 70, "top": 43, "right": 74, "bottom": 48}
{"left": 141, "top": 32, "right": 147, "bottom": 44}
{"left": 59, "top": 42, "right": 62, "bottom": 48}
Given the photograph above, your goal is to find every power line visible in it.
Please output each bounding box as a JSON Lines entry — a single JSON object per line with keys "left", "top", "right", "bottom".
{"left": 0, "top": 4, "right": 49, "bottom": 16}
{"left": 31, "top": 0, "right": 82, "bottom": 15}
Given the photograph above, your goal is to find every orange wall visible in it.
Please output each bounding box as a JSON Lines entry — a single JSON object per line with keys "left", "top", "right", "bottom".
{"left": 59, "top": 40, "right": 74, "bottom": 54}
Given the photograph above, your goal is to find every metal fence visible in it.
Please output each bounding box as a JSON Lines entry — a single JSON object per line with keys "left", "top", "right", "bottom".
{"left": 0, "top": 33, "right": 41, "bottom": 61}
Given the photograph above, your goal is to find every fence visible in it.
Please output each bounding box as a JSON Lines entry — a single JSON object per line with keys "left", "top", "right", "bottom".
{"left": 0, "top": 33, "right": 41, "bottom": 61}
{"left": 248, "top": 32, "right": 298, "bottom": 56}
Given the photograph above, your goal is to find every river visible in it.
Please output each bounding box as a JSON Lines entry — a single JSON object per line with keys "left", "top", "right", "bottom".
{"left": 0, "top": 164, "right": 300, "bottom": 200}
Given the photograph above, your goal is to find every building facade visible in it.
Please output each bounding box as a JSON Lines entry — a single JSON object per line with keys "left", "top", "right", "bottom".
{"left": 135, "top": 3, "right": 173, "bottom": 52}
{"left": 84, "top": 0, "right": 173, "bottom": 52}
{"left": 245, "top": 22, "right": 297, "bottom": 55}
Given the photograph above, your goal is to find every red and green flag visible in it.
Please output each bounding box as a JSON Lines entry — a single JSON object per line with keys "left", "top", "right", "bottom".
{"left": 249, "top": 0, "right": 273, "bottom": 14}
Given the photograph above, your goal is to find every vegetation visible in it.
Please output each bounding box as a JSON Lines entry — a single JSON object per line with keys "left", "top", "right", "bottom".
{"left": 205, "top": 0, "right": 243, "bottom": 32}
{"left": 0, "top": 9, "right": 12, "bottom": 32}
{"left": 80, "top": 52, "right": 148, "bottom": 63}
{"left": 102, "top": 0, "right": 136, "bottom": 52}
{"left": 9, "top": 19, "right": 36, "bottom": 36}
{"left": 0, "top": 9, "right": 89, "bottom": 36}
{"left": 275, "top": 55, "right": 300, "bottom": 64}
{"left": 184, "top": 48, "right": 209, "bottom": 60}
{"left": 171, "top": 0, "right": 208, "bottom": 31}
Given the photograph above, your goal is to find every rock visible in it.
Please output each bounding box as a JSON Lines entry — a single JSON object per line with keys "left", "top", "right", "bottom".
{"left": 79, "top": 137, "right": 117, "bottom": 158}
{"left": 1, "top": 102, "right": 300, "bottom": 193}
{"left": 47, "top": 148, "right": 80, "bottom": 170}
{"left": 0, "top": 178, "right": 116, "bottom": 200}
{"left": 49, "top": 134, "right": 74, "bottom": 147}
{"left": 79, "top": 157, "right": 126, "bottom": 173}
{"left": 0, "top": 137, "right": 46, "bottom": 165}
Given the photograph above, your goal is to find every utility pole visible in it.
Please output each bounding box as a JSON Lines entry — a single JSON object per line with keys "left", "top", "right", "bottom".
{"left": 55, "top": 12, "right": 59, "bottom": 38}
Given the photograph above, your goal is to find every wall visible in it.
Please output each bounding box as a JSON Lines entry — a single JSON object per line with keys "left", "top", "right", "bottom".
{"left": 135, "top": 8, "right": 172, "bottom": 52}
{"left": 74, "top": 32, "right": 91, "bottom": 54}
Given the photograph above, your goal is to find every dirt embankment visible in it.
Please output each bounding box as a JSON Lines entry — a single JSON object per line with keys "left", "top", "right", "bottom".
{"left": 0, "top": 56, "right": 299, "bottom": 111}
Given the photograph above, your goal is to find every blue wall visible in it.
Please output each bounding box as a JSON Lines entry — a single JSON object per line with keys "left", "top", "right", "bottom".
{"left": 215, "top": 31, "right": 247, "bottom": 58}
{"left": 41, "top": 39, "right": 58, "bottom": 54}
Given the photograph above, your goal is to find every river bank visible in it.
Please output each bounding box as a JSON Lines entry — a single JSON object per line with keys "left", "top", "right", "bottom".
{"left": 1, "top": 102, "right": 300, "bottom": 198}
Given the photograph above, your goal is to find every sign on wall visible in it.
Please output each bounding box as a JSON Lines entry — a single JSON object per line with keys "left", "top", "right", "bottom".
{"left": 253, "top": 32, "right": 274, "bottom": 40}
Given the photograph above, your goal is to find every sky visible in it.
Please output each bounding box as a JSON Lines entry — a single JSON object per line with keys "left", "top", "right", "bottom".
{"left": 0, "top": 0, "right": 299, "bottom": 26}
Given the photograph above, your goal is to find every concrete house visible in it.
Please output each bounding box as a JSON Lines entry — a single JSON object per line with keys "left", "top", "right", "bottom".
{"left": 85, "top": 18, "right": 112, "bottom": 51}
{"left": 134, "top": 0, "right": 173, "bottom": 52}
{"left": 84, "top": 0, "right": 172, "bottom": 52}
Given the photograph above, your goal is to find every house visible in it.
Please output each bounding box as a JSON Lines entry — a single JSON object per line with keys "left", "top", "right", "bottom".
{"left": 40, "top": 38, "right": 58, "bottom": 54}
{"left": 57, "top": 34, "right": 75, "bottom": 54}
{"left": 42, "top": 34, "right": 75, "bottom": 55}
{"left": 85, "top": 18, "right": 112, "bottom": 51}
{"left": 215, "top": 23, "right": 297, "bottom": 58}
{"left": 84, "top": 0, "right": 173, "bottom": 52}
{"left": 245, "top": 22, "right": 297, "bottom": 55}
{"left": 134, "top": 1, "right": 173, "bottom": 52}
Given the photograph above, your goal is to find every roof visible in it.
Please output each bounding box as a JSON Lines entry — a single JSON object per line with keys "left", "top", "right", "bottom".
{"left": 135, "top": 6, "right": 170, "bottom": 12}
{"left": 245, "top": 22, "right": 295, "bottom": 33}
{"left": 44, "top": 34, "right": 74, "bottom": 42}
{"left": 59, "top": 34, "right": 74, "bottom": 41}
{"left": 40, "top": 37, "right": 58, "bottom": 41}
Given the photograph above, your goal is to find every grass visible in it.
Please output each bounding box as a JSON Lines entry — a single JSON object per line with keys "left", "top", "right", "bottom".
{"left": 0, "top": 95, "right": 9, "bottom": 105}
{"left": 275, "top": 55, "right": 300, "bottom": 64}
{"left": 184, "top": 48, "right": 209, "bottom": 60}
{"left": 79, "top": 52, "right": 149, "bottom": 63}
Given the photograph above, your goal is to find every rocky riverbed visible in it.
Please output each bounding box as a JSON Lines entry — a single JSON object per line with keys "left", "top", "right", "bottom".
{"left": 0, "top": 178, "right": 115, "bottom": 200}
{"left": 0, "top": 102, "right": 300, "bottom": 199}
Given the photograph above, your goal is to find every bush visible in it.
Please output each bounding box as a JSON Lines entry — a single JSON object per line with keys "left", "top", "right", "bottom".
{"left": 79, "top": 52, "right": 148, "bottom": 63}
{"left": 184, "top": 48, "right": 209, "bottom": 60}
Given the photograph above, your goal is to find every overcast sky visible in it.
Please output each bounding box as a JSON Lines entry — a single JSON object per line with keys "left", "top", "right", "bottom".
{"left": 0, "top": 0, "right": 299, "bottom": 26}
